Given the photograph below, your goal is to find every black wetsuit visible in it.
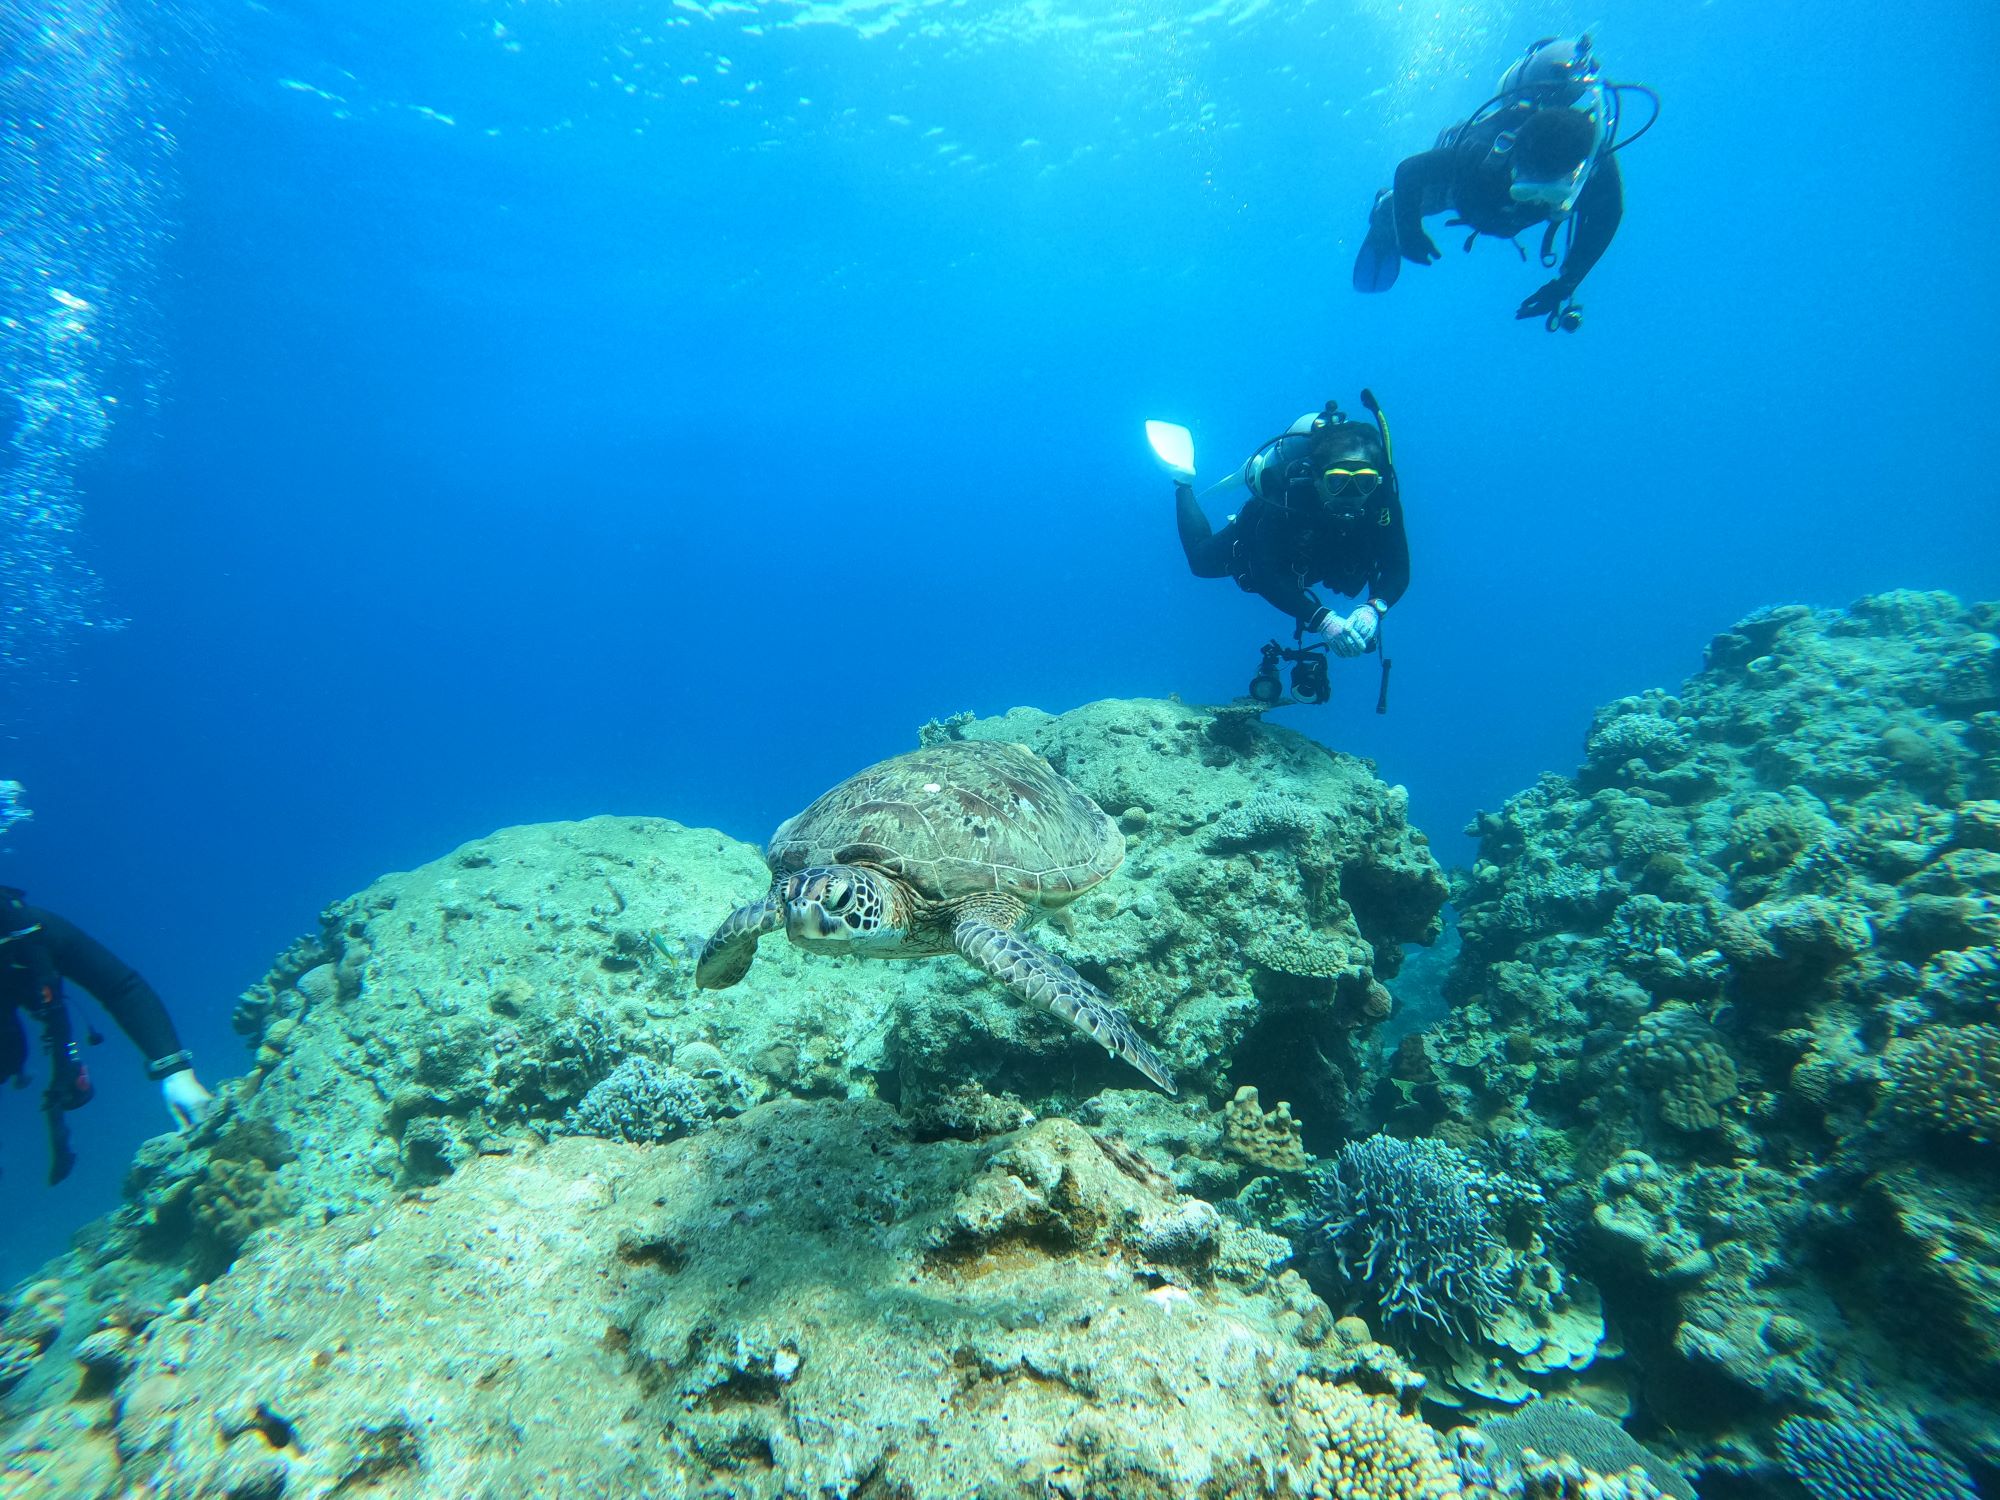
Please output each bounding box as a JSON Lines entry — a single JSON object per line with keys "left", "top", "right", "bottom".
{"left": 1, "top": 898, "right": 186, "bottom": 1091}
{"left": 1394, "top": 101, "right": 1622, "bottom": 311}
{"left": 1175, "top": 434, "right": 1410, "bottom": 633}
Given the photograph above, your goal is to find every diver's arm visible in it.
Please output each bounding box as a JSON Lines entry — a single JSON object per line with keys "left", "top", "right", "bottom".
{"left": 1558, "top": 153, "right": 1623, "bottom": 290}
{"left": 1369, "top": 497, "right": 1411, "bottom": 610}
{"left": 1391, "top": 151, "right": 1452, "bottom": 264}
{"left": 1176, "top": 484, "right": 1238, "bottom": 578}
{"left": 33, "top": 907, "right": 187, "bottom": 1069}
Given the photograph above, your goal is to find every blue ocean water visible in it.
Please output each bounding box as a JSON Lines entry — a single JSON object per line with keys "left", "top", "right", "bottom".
{"left": 1, "top": 0, "right": 1995, "bottom": 1282}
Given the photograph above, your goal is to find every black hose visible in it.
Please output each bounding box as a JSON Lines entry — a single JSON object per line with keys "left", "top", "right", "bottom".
{"left": 1606, "top": 83, "right": 1661, "bottom": 152}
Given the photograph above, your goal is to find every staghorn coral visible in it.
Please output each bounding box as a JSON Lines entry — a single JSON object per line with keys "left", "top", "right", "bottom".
{"left": 1880, "top": 1023, "right": 2000, "bottom": 1144}
{"left": 1223, "top": 1085, "right": 1309, "bottom": 1173}
{"left": 1287, "top": 1376, "right": 1460, "bottom": 1500}
{"left": 1308, "top": 1135, "right": 1510, "bottom": 1346}
{"left": 1775, "top": 1416, "right": 1978, "bottom": 1500}
{"left": 564, "top": 1056, "right": 710, "bottom": 1145}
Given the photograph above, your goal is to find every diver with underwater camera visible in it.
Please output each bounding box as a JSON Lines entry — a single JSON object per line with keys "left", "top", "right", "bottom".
{"left": 1147, "top": 391, "right": 1408, "bottom": 709}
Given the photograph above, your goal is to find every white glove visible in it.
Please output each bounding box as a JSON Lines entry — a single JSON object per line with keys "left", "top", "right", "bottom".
{"left": 162, "top": 1069, "right": 214, "bottom": 1130}
{"left": 1323, "top": 603, "right": 1381, "bottom": 659}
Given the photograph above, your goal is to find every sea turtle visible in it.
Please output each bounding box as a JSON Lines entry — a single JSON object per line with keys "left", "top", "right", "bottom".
{"left": 696, "top": 739, "right": 1175, "bottom": 1094}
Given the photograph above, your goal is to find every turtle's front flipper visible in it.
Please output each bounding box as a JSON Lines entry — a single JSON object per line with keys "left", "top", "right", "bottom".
{"left": 952, "top": 918, "right": 1177, "bottom": 1095}
{"left": 696, "top": 894, "right": 784, "bottom": 989}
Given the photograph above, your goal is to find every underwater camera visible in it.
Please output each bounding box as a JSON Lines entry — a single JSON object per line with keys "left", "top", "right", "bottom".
{"left": 1248, "top": 640, "right": 1331, "bottom": 706}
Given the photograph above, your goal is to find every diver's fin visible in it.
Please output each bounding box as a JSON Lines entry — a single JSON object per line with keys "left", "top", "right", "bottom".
{"left": 1352, "top": 190, "right": 1402, "bottom": 293}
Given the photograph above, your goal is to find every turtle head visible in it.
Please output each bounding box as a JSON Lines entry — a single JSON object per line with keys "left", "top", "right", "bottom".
{"left": 780, "top": 866, "right": 904, "bottom": 956}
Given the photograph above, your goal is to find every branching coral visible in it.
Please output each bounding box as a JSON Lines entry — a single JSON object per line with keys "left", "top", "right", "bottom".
{"left": 1775, "top": 1416, "right": 1977, "bottom": 1500}
{"left": 565, "top": 1057, "right": 710, "bottom": 1145}
{"left": 1307, "top": 1135, "right": 1511, "bottom": 1345}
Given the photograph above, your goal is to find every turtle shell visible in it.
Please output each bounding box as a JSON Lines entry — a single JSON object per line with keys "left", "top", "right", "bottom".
{"left": 767, "top": 740, "right": 1123, "bottom": 908}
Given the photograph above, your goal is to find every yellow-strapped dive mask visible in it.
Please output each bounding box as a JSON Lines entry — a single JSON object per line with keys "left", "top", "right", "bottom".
{"left": 1319, "top": 466, "right": 1382, "bottom": 498}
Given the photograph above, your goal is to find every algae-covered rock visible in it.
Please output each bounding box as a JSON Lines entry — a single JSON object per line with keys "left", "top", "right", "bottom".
{"left": 943, "top": 698, "right": 1447, "bottom": 1130}
{"left": 0, "top": 1099, "right": 1380, "bottom": 1499}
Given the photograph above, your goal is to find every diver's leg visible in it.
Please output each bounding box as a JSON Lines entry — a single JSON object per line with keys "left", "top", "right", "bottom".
{"left": 1353, "top": 188, "right": 1402, "bottom": 292}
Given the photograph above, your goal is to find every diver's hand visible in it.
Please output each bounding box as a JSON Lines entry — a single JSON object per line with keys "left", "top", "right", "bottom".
{"left": 1517, "top": 278, "right": 1574, "bottom": 321}
{"left": 161, "top": 1069, "right": 214, "bottom": 1130}
{"left": 1323, "top": 604, "right": 1380, "bottom": 659}
{"left": 1402, "top": 228, "right": 1442, "bottom": 267}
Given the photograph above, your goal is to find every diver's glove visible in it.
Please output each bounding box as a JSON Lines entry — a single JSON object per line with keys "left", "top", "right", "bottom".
{"left": 1322, "top": 603, "right": 1382, "bottom": 659}
{"left": 1517, "top": 277, "right": 1575, "bottom": 321}
{"left": 1403, "top": 228, "right": 1442, "bottom": 267}
{"left": 161, "top": 1068, "right": 214, "bottom": 1131}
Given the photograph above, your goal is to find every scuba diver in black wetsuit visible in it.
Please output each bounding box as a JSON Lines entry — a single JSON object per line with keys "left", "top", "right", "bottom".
{"left": 1145, "top": 393, "right": 1408, "bottom": 708}
{"left": 2, "top": 888, "right": 213, "bottom": 1183}
{"left": 1352, "top": 35, "right": 1660, "bottom": 332}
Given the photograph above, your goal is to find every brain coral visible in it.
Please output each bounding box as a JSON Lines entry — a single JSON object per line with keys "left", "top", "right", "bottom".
{"left": 1882, "top": 1023, "right": 2000, "bottom": 1144}
{"left": 1622, "top": 1008, "right": 1740, "bottom": 1133}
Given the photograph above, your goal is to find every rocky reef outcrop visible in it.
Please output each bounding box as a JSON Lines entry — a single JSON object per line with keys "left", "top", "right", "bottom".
{"left": 0, "top": 697, "right": 1447, "bottom": 1436}
{"left": 1, "top": 1091, "right": 1675, "bottom": 1499}
{"left": 1385, "top": 591, "right": 2000, "bottom": 1491}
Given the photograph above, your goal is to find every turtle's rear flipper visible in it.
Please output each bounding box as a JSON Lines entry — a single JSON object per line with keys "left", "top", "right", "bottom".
{"left": 696, "top": 896, "right": 783, "bottom": 989}
{"left": 952, "top": 918, "right": 1177, "bottom": 1095}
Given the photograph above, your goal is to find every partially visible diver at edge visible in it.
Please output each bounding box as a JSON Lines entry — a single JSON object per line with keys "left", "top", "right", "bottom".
{"left": 1149, "top": 393, "right": 1409, "bottom": 709}
{"left": 1352, "top": 34, "right": 1660, "bottom": 332}
{"left": 2, "top": 886, "right": 214, "bottom": 1184}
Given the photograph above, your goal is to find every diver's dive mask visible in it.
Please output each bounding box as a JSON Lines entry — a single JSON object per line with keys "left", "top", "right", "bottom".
{"left": 1509, "top": 160, "right": 1590, "bottom": 215}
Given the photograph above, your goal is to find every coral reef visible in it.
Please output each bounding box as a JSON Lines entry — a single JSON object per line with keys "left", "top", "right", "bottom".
{"left": 0, "top": 697, "right": 1446, "bottom": 1458}
{"left": 1776, "top": 1416, "right": 1979, "bottom": 1500}
{"left": 1223, "top": 1084, "right": 1310, "bottom": 1173}
{"left": 1396, "top": 591, "right": 2000, "bottom": 1483}
{"left": 1303, "top": 1135, "right": 1604, "bottom": 1405}
{"left": 563, "top": 1055, "right": 710, "bottom": 1144}
{"left": 1474, "top": 1398, "right": 1693, "bottom": 1499}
